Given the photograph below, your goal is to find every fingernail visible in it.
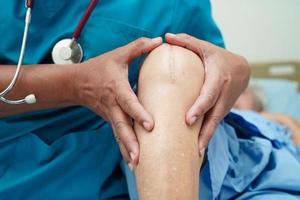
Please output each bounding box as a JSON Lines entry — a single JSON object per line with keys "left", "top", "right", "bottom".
{"left": 128, "top": 162, "right": 134, "bottom": 171}
{"left": 166, "top": 33, "right": 176, "bottom": 38}
{"left": 199, "top": 148, "right": 206, "bottom": 157}
{"left": 151, "top": 37, "right": 162, "bottom": 43}
{"left": 130, "top": 152, "right": 136, "bottom": 163}
{"left": 143, "top": 121, "right": 152, "bottom": 132}
{"left": 189, "top": 116, "right": 197, "bottom": 126}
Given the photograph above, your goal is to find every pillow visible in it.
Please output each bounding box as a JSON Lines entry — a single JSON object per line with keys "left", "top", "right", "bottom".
{"left": 250, "top": 78, "right": 300, "bottom": 121}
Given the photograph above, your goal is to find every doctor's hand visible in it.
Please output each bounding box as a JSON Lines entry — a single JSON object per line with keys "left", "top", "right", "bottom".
{"left": 166, "top": 33, "right": 250, "bottom": 154}
{"left": 73, "top": 37, "right": 162, "bottom": 168}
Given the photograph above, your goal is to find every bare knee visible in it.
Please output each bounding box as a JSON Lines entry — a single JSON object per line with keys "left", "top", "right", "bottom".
{"left": 138, "top": 43, "right": 204, "bottom": 88}
{"left": 137, "top": 43, "right": 204, "bottom": 118}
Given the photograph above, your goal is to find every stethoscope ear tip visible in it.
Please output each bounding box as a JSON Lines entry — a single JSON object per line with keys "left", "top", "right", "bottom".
{"left": 25, "top": 94, "right": 37, "bottom": 104}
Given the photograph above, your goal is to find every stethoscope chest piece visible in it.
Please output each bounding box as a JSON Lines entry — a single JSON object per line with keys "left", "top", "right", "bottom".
{"left": 52, "top": 38, "right": 83, "bottom": 64}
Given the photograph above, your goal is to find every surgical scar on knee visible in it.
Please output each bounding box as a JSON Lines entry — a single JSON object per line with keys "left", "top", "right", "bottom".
{"left": 168, "top": 45, "right": 176, "bottom": 83}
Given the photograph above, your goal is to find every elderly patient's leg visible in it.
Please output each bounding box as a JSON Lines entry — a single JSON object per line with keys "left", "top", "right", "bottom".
{"left": 134, "top": 44, "right": 205, "bottom": 200}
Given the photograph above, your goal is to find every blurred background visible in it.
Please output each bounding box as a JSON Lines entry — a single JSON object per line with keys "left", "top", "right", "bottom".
{"left": 211, "top": 0, "right": 300, "bottom": 62}
{"left": 211, "top": 0, "right": 300, "bottom": 120}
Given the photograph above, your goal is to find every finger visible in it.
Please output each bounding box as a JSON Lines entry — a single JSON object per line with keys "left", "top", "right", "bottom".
{"left": 165, "top": 33, "right": 204, "bottom": 59}
{"left": 118, "top": 142, "right": 129, "bottom": 160}
{"left": 111, "top": 127, "right": 135, "bottom": 171}
{"left": 120, "top": 37, "right": 162, "bottom": 62}
{"left": 114, "top": 130, "right": 130, "bottom": 161}
{"left": 116, "top": 80, "right": 154, "bottom": 132}
{"left": 110, "top": 106, "right": 139, "bottom": 167}
{"left": 198, "top": 88, "right": 232, "bottom": 153}
{"left": 119, "top": 143, "right": 135, "bottom": 171}
{"left": 111, "top": 124, "right": 131, "bottom": 164}
{"left": 198, "top": 111, "right": 221, "bottom": 155}
{"left": 186, "top": 73, "right": 224, "bottom": 126}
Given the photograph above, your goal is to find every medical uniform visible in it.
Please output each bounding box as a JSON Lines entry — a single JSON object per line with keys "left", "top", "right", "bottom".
{"left": 0, "top": 0, "right": 299, "bottom": 199}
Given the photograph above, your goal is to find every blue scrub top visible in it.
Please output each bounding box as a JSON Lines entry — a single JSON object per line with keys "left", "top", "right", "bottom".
{"left": 1, "top": 1, "right": 299, "bottom": 200}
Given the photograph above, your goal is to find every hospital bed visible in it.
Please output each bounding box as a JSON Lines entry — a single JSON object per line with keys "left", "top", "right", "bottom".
{"left": 249, "top": 61, "right": 300, "bottom": 121}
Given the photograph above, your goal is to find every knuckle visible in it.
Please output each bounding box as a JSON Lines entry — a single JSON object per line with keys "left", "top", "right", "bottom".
{"left": 206, "top": 92, "right": 215, "bottom": 101}
{"left": 239, "top": 55, "right": 250, "bottom": 69}
{"left": 114, "top": 120, "right": 127, "bottom": 132}
{"left": 181, "top": 33, "right": 190, "bottom": 43}
{"left": 221, "top": 74, "right": 231, "bottom": 84}
{"left": 122, "top": 97, "right": 143, "bottom": 122}
{"left": 123, "top": 96, "right": 134, "bottom": 107}
{"left": 100, "top": 88, "right": 117, "bottom": 107}
{"left": 115, "top": 84, "right": 132, "bottom": 101}
{"left": 233, "top": 54, "right": 250, "bottom": 74}
{"left": 119, "top": 130, "right": 138, "bottom": 148}
{"left": 213, "top": 71, "right": 228, "bottom": 84}
{"left": 203, "top": 92, "right": 216, "bottom": 106}
{"left": 193, "top": 100, "right": 205, "bottom": 115}
{"left": 123, "top": 95, "right": 138, "bottom": 110}
{"left": 94, "top": 103, "right": 105, "bottom": 116}
{"left": 180, "top": 33, "right": 189, "bottom": 40}
{"left": 115, "top": 80, "right": 127, "bottom": 94}
{"left": 194, "top": 108, "right": 205, "bottom": 117}
{"left": 239, "top": 56, "right": 251, "bottom": 79}
{"left": 177, "top": 33, "right": 190, "bottom": 44}
{"left": 136, "top": 37, "right": 148, "bottom": 47}
{"left": 126, "top": 136, "right": 138, "bottom": 146}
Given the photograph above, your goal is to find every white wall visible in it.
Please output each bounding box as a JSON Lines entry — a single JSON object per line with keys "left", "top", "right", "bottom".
{"left": 210, "top": 0, "right": 300, "bottom": 63}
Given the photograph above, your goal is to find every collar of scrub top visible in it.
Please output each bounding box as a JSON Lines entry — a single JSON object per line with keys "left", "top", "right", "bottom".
{"left": 51, "top": 0, "right": 99, "bottom": 64}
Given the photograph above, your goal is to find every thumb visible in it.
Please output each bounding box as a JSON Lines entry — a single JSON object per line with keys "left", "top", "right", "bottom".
{"left": 120, "top": 37, "right": 162, "bottom": 62}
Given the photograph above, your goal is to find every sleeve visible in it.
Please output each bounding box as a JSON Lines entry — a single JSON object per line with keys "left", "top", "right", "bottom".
{"left": 170, "top": 0, "right": 225, "bottom": 48}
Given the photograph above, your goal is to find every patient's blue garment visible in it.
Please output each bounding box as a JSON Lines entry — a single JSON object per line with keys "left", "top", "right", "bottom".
{"left": 123, "top": 110, "right": 300, "bottom": 200}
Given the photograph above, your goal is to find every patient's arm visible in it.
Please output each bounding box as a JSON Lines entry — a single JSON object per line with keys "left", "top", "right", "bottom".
{"left": 261, "top": 112, "right": 300, "bottom": 147}
{"left": 134, "top": 44, "right": 205, "bottom": 199}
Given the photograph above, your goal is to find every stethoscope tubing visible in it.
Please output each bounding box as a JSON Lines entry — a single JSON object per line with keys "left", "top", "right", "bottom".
{"left": 73, "top": 0, "right": 99, "bottom": 40}
{"left": 0, "top": 7, "right": 35, "bottom": 104}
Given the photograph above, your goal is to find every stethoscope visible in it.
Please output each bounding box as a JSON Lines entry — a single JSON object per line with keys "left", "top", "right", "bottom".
{"left": 0, "top": 0, "right": 99, "bottom": 105}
